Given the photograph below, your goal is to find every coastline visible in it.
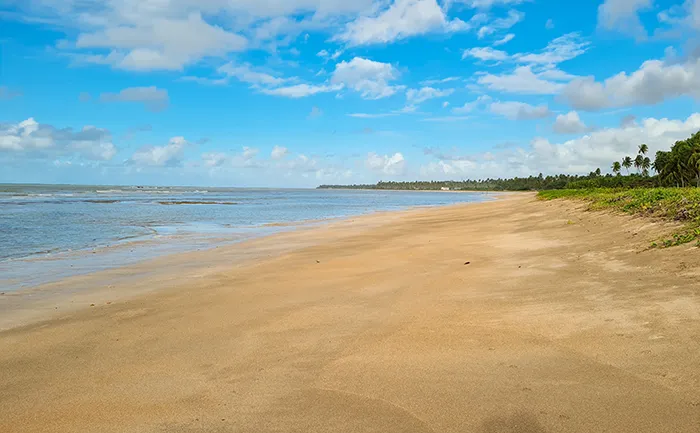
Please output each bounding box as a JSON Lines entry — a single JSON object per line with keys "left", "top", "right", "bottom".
{"left": 0, "top": 195, "right": 506, "bottom": 330}
{"left": 1, "top": 188, "right": 497, "bottom": 292}
{"left": 1, "top": 193, "right": 699, "bottom": 432}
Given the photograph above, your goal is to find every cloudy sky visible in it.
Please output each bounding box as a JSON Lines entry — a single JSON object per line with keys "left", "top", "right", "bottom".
{"left": 1, "top": 0, "right": 700, "bottom": 187}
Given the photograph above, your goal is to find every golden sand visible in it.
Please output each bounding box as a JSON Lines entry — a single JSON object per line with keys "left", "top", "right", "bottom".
{"left": 1, "top": 193, "right": 698, "bottom": 432}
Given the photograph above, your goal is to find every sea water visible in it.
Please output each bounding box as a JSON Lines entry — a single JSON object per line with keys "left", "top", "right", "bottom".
{"left": 0, "top": 184, "right": 490, "bottom": 290}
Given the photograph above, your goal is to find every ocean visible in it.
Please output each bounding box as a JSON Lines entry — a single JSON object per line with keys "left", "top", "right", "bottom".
{"left": 0, "top": 184, "right": 490, "bottom": 290}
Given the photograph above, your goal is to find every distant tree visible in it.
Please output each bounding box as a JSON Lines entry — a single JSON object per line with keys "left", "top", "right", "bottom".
{"left": 652, "top": 151, "right": 670, "bottom": 175}
{"left": 634, "top": 155, "right": 644, "bottom": 174}
{"left": 612, "top": 161, "right": 621, "bottom": 175}
{"left": 595, "top": 168, "right": 601, "bottom": 176}
{"left": 639, "top": 143, "right": 649, "bottom": 156}
{"left": 642, "top": 157, "right": 651, "bottom": 177}
{"left": 622, "top": 156, "right": 633, "bottom": 174}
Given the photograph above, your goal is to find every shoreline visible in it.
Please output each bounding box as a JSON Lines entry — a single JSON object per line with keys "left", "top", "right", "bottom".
{"left": 0, "top": 195, "right": 508, "bottom": 331}
{"left": 1, "top": 190, "right": 501, "bottom": 294}
{"left": 1, "top": 193, "right": 698, "bottom": 432}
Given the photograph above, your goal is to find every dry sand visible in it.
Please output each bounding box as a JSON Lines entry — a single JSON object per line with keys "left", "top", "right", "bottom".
{"left": 0, "top": 193, "right": 699, "bottom": 433}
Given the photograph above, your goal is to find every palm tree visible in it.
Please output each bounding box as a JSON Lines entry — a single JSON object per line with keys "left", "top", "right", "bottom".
{"left": 611, "top": 161, "right": 621, "bottom": 175}
{"left": 642, "top": 157, "right": 651, "bottom": 177}
{"left": 639, "top": 143, "right": 649, "bottom": 156}
{"left": 634, "top": 155, "right": 644, "bottom": 174}
{"left": 690, "top": 152, "right": 700, "bottom": 187}
{"left": 622, "top": 156, "right": 633, "bottom": 174}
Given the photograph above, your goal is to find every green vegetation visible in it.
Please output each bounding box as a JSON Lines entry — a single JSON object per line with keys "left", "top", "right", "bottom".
{"left": 538, "top": 188, "right": 700, "bottom": 247}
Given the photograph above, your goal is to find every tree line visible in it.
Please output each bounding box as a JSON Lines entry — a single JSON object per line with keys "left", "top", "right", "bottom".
{"left": 319, "top": 131, "right": 700, "bottom": 191}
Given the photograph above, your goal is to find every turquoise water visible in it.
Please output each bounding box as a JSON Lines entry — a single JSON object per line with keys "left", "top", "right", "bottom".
{"left": 0, "top": 184, "right": 490, "bottom": 290}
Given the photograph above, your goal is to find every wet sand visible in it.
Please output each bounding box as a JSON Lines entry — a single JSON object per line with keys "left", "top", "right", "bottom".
{"left": 1, "top": 193, "right": 698, "bottom": 432}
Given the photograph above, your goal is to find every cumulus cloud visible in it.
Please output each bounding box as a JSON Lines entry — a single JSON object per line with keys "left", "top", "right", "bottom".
{"left": 242, "top": 146, "right": 259, "bottom": 160}
{"left": 15, "top": 0, "right": 384, "bottom": 72}
{"left": 100, "top": 86, "right": 170, "bottom": 112}
{"left": 335, "top": 0, "right": 472, "bottom": 46}
{"left": 202, "top": 152, "right": 229, "bottom": 168}
{"left": 0, "top": 118, "right": 116, "bottom": 161}
{"left": 130, "top": 136, "right": 187, "bottom": 167}
{"left": 563, "top": 57, "right": 700, "bottom": 111}
{"left": 463, "top": 47, "right": 509, "bottom": 61}
{"left": 217, "top": 63, "right": 289, "bottom": 87}
{"left": 406, "top": 87, "right": 454, "bottom": 104}
{"left": 271, "top": 145, "right": 289, "bottom": 159}
{"left": 365, "top": 152, "right": 406, "bottom": 175}
{"left": 421, "top": 113, "right": 700, "bottom": 178}
{"left": 553, "top": 111, "right": 587, "bottom": 134}
{"left": 478, "top": 65, "right": 566, "bottom": 94}
{"left": 75, "top": 12, "right": 247, "bottom": 71}
{"left": 489, "top": 101, "right": 551, "bottom": 120}
{"left": 597, "top": 0, "right": 652, "bottom": 39}
{"left": 452, "top": 95, "right": 493, "bottom": 113}
{"left": 331, "top": 57, "right": 403, "bottom": 99}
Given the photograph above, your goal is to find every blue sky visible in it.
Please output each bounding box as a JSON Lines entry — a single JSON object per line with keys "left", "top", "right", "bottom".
{"left": 1, "top": 0, "right": 699, "bottom": 187}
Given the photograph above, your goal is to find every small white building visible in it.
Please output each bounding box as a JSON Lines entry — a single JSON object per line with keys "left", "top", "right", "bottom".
{"left": 440, "top": 187, "right": 450, "bottom": 191}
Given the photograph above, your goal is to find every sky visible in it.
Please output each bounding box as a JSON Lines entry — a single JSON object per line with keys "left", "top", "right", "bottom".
{"left": 1, "top": 0, "right": 700, "bottom": 187}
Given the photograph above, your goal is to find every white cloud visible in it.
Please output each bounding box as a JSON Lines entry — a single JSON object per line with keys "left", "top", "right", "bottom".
{"left": 452, "top": 95, "right": 492, "bottom": 113}
{"left": 202, "top": 152, "right": 229, "bottom": 167}
{"left": 16, "top": 0, "right": 385, "bottom": 72}
{"left": 513, "top": 32, "right": 588, "bottom": 65}
{"left": 420, "top": 113, "right": 700, "bottom": 178}
{"left": 260, "top": 83, "right": 341, "bottom": 98}
{"left": 493, "top": 33, "right": 515, "bottom": 46}
{"left": 335, "top": 0, "right": 472, "bottom": 46}
{"left": 217, "top": 62, "right": 289, "bottom": 86}
{"left": 463, "top": 47, "right": 509, "bottom": 61}
{"left": 490, "top": 101, "right": 551, "bottom": 120}
{"left": 331, "top": 57, "right": 402, "bottom": 99}
{"left": 458, "top": 0, "right": 529, "bottom": 8}
{"left": 0, "top": 118, "right": 116, "bottom": 161}
{"left": 478, "top": 65, "right": 565, "bottom": 94}
{"left": 545, "top": 19, "right": 554, "bottom": 29}
{"left": 553, "top": 111, "right": 587, "bottom": 134}
{"left": 75, "top": 12, "right": 248, "bottom": 71}
{"left": 421, "top": 76, "right": 461, "bottom": 85}
{"left": 443, "top": 101, "right": 450, "bottom": 108}
{"left": 563, "top": 57, "right": 700, "bottom": 111}
{"left": 465, "top": 32, "right": 587, "bottom": 66}
{"left": 271, "top": 145, "right": 289, "bottom": 159}
{"left": 597, "top": 0, "right": 652, "bottom": 39}
{"left": 406, "top": 87, "right": 454, "bottom": 104}
{"left": 99, "top": 86, "right": 169, "bottom": 112}
{"left": 476, "top": 10, "right": 523, "bottom": 39}
{"left": 130, "top": 136, "right": 187, "bottom": 166}
{"left": 365, "top": 152, "right": 406, "bottom": 175}
{"left": 242, "top": 146, "right": 259, "bottom": 160}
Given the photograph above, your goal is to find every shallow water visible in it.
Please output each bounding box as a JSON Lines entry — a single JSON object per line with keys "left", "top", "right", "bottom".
{"left": 0, "top": 184, "right": 490, "bottom": 290}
